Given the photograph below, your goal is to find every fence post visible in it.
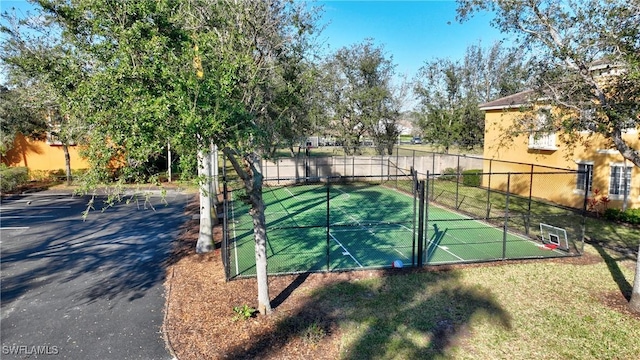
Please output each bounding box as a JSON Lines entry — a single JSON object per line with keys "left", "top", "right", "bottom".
{"left": 455, "top": 155, "right": 460, "bottom": 209}
{"left": 411, "top": 168, "right": 417, "bottom": 267}
{"left": 424, "top": 172, "right": 430, "bottom": 265}
{"left": 344, "top": 154, "right": 347, "bottom": 177}
{"left": 326, "top": 181, "right": 331, "bottom": 271}
{"left": 580, "top": 172, "right": 589, "bottom": 254}
{"left": 417, "top": 180, "right": 426, "bottom": 267}
{"left": 486, "top": 159, "right": 492, "bottom": 219}
{"left": 431, "top": 152, "right": 436, "bottom": 200}
{"left": 352, "top": 155, "right": 355, "bottom": 182}
{"left": 526, "top": 164, "right": 534, "bottom": 235}
{"left": 502, "top": 173, "right": 511, "bottom": 260}
{"left": 411, "top": 150, "right": 415, "bottom": 172}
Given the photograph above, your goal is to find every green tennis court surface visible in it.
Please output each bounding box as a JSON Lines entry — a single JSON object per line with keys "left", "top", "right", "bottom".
{"left": 227, "top": 184, "right": 566, "bottom": 277}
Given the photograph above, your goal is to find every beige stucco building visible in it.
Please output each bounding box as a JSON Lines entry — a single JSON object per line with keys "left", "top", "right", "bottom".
{"left": 480, "top": 90, "right": 639, "bottom": 210}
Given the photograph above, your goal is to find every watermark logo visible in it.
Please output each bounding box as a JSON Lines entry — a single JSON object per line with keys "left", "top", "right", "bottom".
{"left": 2, "top": 345, "right": 59, "bottom": 356}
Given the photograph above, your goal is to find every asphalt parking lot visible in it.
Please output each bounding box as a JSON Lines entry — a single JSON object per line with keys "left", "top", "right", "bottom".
{"left": 0, "top": 190, "right": 188, "bottom": 359}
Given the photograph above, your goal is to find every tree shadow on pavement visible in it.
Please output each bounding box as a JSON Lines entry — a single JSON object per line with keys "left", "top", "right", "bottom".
{"left": 0, "top": 193, "right": 189, "bottom": 306}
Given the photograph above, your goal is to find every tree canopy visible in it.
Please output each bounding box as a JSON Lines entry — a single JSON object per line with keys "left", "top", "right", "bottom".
{"left": 413, "top": 41, "right": 529, "bottom": 152}
{"left": 457, "top": 0, "right": 640, "bottom": 166}
{"left": 318, "top": 40, "right": 401, "bottom": 155}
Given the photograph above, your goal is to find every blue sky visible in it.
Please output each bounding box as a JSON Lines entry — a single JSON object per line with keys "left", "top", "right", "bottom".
{"left": 314, "top": 0, "right": 510, "bottom": 81}
{"left": 2, "top": 0, "right": 508, "bottom": 88}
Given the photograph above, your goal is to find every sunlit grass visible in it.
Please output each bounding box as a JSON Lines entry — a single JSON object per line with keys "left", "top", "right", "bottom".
{"left": 309, "top": 245, "right": 640, "bottom": 359}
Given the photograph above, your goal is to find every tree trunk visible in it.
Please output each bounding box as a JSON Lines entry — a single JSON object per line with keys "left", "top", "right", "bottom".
{"left": 196, "top": 148, "right": 214, "bottom": 253}
{"left": 63, "top": 143, "right": 72, "bottom": 186}
{"left": 211, "top": 143, "right": 220, "bottom": 225}
{"left": 250, "top": 183, "right": 271, "bottom": 315}
{"left": 224, "top": 149, "right": 272, "bottom": 315}
{"left": 246, "top": 155, "right": 272, "bottom": 315}
{"left": 629, "top": 243, "right": 640, "bottom": 313}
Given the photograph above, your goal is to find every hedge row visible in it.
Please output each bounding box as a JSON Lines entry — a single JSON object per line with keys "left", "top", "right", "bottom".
{"left": 603, "top": 208, "right": 640, "bottom": 225}
{"left": 439, "top": 168, "right": 483, "bottom": 187}
{"left": 0, "top": 166, "right": 29, "bottom": 193}
{"left": 462, "top": 169, "right": 482, "bottom": 187}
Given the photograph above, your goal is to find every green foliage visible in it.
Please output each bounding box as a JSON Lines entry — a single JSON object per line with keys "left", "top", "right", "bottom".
{"left": 603, "top": 208, "right": 640, "bottom": 225}
{"left": 232, "top": 304, "right": 257, "bottom": 321}
{"left": 413, "top": 42, "right": 529, "bottom": 153}
{"left": 457, "top": 0, "right": 640, "bottom": 168}
{"left": 302, "top": 322, "right": 326, "bottom": 345}
{"left": 321, "top": 40, "right": 401, "bottom": 156}
{"left": 440, "top": 167, "right": 460, "bottom": 181}
{"left": 29, "top": 168, "right": 87, "bottom": 182}
{"left": 462, "top": 169, "right": 482, "bottom": 187}
{"left": 0, "top": 166, "right": 29, "bottom": 192}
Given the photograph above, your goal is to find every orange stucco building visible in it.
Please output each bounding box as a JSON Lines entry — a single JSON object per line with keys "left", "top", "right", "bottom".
{"left": 1, "top": 133, "right": 89, "bottom": 173}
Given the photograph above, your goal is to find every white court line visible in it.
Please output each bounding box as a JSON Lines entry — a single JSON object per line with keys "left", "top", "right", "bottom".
{"left": 394, "top": 248, "right": 410, "bottom": 260}
{"left": 334, "top": 187, "right": 351, "bottom": 199}
{"left": 427, "top": 236, "right": 466, "bottom": 262}
{"left": 333, "top": 206, "right": 412, "bottom": 262}
{"left": 231, "top": 192, "right": 239, "bottom": 277}
{"left": 442, "top": 231, "right": 490, "bottom": 260}
{"left": 282, "top": 187, "right": 319, "bottom": 200}
{"left": 429, "top": 201, "right": 567, "bottom": 256}
{"left": 284, "top": 187, "right": 297, "bottom": 198}
{"left": 0, "top": 227, "right": 30, "bottom": 230}
{"left": 329, "top": 232, "right": 363, "bottom": 268}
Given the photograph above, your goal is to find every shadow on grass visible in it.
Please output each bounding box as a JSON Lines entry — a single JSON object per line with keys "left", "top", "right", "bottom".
{"left": 225, "top": 268, "right": 511, "bottom": 359}
{"left": 591, "top": 241, "right": 633, "bottom": 301}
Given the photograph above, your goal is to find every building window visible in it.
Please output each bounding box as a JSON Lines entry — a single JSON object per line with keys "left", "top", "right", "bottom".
{"left": 576, "top": 163, "right": 593, "bottom": 192}
{"left": 609, "top": 164, "right": 632, "bottom": 197}
{"left": 528, "top": 133, "right": 557, "bottom": 150}
{"left": 528, "top": 107, "right": 557, "bottom": 150}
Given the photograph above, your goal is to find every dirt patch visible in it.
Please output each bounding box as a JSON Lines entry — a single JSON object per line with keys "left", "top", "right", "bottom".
{"left": 596, "top": 291, "right": 640, "bottom": 321}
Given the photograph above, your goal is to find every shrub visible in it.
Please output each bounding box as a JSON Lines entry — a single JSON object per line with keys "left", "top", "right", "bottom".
{"left": 0, "top": 166, "right": 29, "bottom": 193}
{"left": 462, "top": 169, "right": 482, "bottom": 187}
{"left": 621, "top": 209, "right": 640, "bottom": 225}
{"left": 440, "top": 167, "right": 460, "bottom": 181}
{"left": 603, "top": 208, "right": 622, "bottom": 222}
{"left": 603, "top": 207, "right": 640, "bottom": 225}
{"left": 586, "top": 188, "right": 610, "bottom": 216}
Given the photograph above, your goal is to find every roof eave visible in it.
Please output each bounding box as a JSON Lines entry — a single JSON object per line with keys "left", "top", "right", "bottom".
{"left": 479, "top": 103, "right": 533, "bottom": 111}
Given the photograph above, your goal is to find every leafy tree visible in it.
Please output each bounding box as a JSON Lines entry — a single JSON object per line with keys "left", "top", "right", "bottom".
{"left": 1, "top": 8, "right": 88, "bottom": 184}
{"left": 16, "top": 0, "right": 320, "bottom": 316}
{"left": 457, "top": 0, "right": 640, "bottom": 312}
{"left": 0, "top": 85, "right": 47, "bottom": 156}
{"left": 321, "top": 40, "right": 400, "bottom": 155}
{"left": 414, "top": 58, "right": 465, "bottom": 153}
{"left": 413, "top": 42, "right": 529, "bottom": 152}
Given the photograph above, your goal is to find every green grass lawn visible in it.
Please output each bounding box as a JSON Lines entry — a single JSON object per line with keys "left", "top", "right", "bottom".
{"left": 303, "top": 244, "right": 640, "bottom": 359}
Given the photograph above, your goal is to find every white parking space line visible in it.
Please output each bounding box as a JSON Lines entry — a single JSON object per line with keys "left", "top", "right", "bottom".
{"left": 11, "top": 198, "right": 79, "bottom": 203}
{"left": 1, "top": 215, "right": 55, "bottom": 219}
{"left": 0, "top": 206, "right": 72, "bottom": 210}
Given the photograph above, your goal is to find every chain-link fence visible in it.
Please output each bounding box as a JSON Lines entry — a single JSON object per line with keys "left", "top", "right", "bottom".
{"left": 221, "top": 150, "right": 586, "bottom": 280}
